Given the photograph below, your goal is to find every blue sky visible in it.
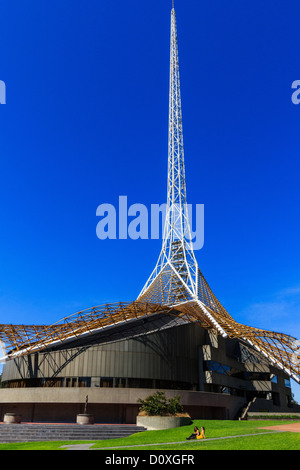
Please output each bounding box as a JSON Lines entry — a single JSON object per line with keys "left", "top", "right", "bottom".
{"left": 1, "top": 0, "right": 300, "bottom": 400}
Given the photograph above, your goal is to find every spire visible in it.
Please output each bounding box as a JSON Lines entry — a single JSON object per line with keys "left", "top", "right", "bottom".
{"left": 137, "top": 8, "right": 229, "bottom": 338}
{"left": 138, "top": 5, "right": 198, "bottom": 302}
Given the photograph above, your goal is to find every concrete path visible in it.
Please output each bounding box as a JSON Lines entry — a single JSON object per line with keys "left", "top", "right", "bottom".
{"left": 61, "top": 443, "right": 96, "bottom": 450}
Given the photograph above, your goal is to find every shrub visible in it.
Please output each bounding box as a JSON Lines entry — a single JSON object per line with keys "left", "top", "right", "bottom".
{"left": 138, "top": 391, "right": 184, "bottom": 416}
{"left": 167, "top": 395, "right": 184, "bottom": 415}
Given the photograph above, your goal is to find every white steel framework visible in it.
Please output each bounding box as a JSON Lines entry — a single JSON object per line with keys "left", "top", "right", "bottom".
{"left": 138, "top": 7, "right": 228, "bottom": 337}
{"left": 139, "top": 8, "right": 198, "bottom": 299}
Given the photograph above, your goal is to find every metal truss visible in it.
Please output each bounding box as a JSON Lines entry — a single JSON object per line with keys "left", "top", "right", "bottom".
{"left": 0, "top": 299, "right": 299, "bottom": 384}
{"left": 0, "top": 5, "right": 299, "bottom": 387}
{"left": 0, "top": 302, "right": 179, "bottom": 362}
{"left": 139, "top": 8, "right": 199, "bottom": 304}
{"left": 138, "top": 7, "right": 233, "bottom": 339}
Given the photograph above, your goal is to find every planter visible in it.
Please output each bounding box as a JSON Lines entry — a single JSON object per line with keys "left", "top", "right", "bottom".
{"left": 3, "top": 413, "right": 22, "bottom": 424}
{"left": 76, "top": 414, "right": 94, "bottom": 425}
{"left": 136, "top": 415, "right": 191, "bottom": 431}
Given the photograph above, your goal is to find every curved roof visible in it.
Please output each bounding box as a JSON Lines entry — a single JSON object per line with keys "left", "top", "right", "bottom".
{"left": 0, "top": 299, "right": 299, "bottom": 384}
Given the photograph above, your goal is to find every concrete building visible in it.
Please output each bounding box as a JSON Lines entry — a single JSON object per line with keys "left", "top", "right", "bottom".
{"left": 0, "top": 322, "right": 297, "bottom": 423}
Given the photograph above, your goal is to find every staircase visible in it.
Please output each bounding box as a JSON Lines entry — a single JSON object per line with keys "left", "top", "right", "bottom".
{"left": 0, "top": 423, "right": 146, "bottom": 443}
{"left": 239, "top": 397, "right": 257, "bottom": 420}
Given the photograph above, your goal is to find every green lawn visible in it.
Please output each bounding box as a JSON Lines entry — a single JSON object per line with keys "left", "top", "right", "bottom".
{"left": 91, "top": 419, "right": 300, "bottom": 451}
{"left": 0, "top": 420, "right": 299, "bottom": 450}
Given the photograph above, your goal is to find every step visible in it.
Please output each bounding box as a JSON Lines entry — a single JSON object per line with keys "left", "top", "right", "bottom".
{"left": 0, "top": 423, "right": 146, "bottom": 443}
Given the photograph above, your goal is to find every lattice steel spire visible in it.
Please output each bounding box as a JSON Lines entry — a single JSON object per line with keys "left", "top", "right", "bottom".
{"left": 139, "top": 7, "right": 197, "bottom": 298}
{"left": 138, "top": 6, "right": 229, "bottom": 336}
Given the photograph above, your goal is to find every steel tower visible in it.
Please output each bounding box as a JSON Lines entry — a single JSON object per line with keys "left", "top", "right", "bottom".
{"left": 139, "top": 7, "right": 198, "bottom": 302}
{"left": 138, "top": 6, "right": 230, "bottom": 337}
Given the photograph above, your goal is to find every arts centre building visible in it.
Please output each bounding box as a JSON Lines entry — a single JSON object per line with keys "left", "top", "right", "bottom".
{"left": 0, "top": 6, "right": 299, "bottom": 423}
{"left": 0, "top": 318, "right": 297, "bottom": 423}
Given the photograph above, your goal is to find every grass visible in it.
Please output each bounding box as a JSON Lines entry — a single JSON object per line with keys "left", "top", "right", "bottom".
{"left": 91, "top": 419, "right": 300, "bottom": 451}
{"left": 0, "top": 440, "right": 89, "bottom": 451}
{"left": 112, "top": 432, "right": 300, "bottom": 451}
{"left": 0, "top": 420, "right": 299, "bottom": 450}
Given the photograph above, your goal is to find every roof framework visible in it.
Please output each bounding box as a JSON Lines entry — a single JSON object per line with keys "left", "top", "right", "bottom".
{"left": 0, "top": 6, "right": 299, "bottom": 386}
{"left": 0, "top": 299, "right": 299, "bottom": 384}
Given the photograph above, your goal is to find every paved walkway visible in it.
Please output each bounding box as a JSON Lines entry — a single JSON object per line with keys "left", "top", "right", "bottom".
{"left": 259, "top": 422, "right": 300, "bottom": 433}
{"left": 61, "top": 443, "right": 96, "bottom": 450}
{"left": 60, "top": 430, "right": 286, "bottom": 450}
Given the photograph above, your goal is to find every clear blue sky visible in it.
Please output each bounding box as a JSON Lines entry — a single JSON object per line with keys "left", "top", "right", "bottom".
{"left": 0, "top": 0, "right": 300, "bottom": 400}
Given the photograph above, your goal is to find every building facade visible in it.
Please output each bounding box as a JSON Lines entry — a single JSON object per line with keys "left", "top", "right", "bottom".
{"left": 0, "top": 322, "right": 296, "bottom": 423}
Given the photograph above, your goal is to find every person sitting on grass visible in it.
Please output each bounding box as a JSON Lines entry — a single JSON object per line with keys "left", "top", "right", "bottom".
{"left": 186, "top": 426, "right": 205, "bottom": 440}
{"left": 186, "top": 426, "right": 200, "bottom": 440}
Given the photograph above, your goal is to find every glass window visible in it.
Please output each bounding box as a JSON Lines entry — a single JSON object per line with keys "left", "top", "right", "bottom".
{"left": 115, "top": 378, "right": 126, "bottom": 388}
{"left": 101, "top": 377, "right": 114, "bottom": 388}
{"left": 244, "top": 372, "right": 270, "bottom": 381}
{"left": 78, "top": 377, "right": 91, "bottom": 387}
{"left": 204, "top": 360, "right": 231, "bottom": 375}
{"left": 66, "top": 378, "right": 77, "bottom": 387}
{"left": 284, "top": 378, "right": 291, "bottom": 388}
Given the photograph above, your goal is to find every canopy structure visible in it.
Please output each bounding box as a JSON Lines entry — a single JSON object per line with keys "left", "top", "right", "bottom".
{"left": 0, "top": 298, "right": 299, "bottom": 385}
